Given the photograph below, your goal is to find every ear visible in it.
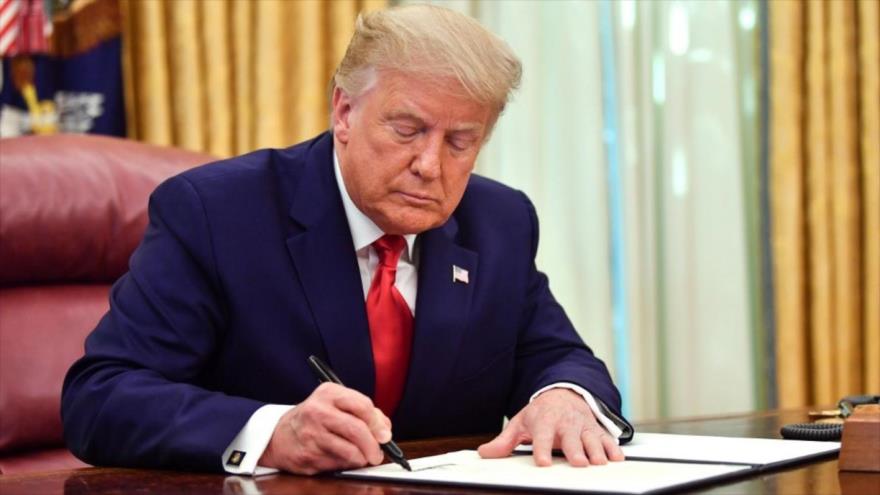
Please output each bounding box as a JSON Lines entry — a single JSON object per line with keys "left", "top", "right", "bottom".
{"left": 331, "top": 87, "right": 354, "bottom": 144}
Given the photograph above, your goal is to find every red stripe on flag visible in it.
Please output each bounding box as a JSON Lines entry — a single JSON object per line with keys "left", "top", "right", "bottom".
{"left": 0, "top": 0, "right": 21, "bottom": 56}
{"left": 0, "top": 20, "right": 18, "bottom": 43}
{"left": 0, "top": 0, "right": 17, "bottom": 17}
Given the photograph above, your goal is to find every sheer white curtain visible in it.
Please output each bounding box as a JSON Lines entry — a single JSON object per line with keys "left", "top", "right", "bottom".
{"left": 401, "top": 0, "right": 760, "bottom": 421}
{"left": 614, "top": 0, "right": 759, "bottom": 418}
{"left": 476, "top": 0, "right": 617, "bottom": 386}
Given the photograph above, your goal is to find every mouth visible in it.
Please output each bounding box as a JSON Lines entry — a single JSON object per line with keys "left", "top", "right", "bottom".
{"left": 395, "top": 191, "right": 437, "bottom": 206}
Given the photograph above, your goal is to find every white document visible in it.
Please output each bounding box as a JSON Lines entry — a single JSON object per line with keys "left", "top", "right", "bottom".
{"left": 623, "top": 432, "right": 840, "bottom": 466}
{"left": 340, "top": 450, "right": 750, "bottom": 494}
{"left": 515, "top": 433, "right": 840, "bottom": 467}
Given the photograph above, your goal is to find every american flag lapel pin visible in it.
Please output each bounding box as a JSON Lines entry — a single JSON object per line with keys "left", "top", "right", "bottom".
{"left": 452, "top": 265, "right": 469, "bottom": 284}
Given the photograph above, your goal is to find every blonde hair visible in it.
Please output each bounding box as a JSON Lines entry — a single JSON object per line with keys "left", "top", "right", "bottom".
{"left": 333, "top": 4, "right": 522, "bottom": 114}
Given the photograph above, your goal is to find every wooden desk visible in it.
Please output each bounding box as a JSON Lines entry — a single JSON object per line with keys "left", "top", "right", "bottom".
{"left": 2, "top": 408, "right": 878, "bottom": 494}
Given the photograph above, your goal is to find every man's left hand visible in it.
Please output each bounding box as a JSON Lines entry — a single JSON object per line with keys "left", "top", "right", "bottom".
{"left": 477, "top": 388, "right": 625, "bottom": 467}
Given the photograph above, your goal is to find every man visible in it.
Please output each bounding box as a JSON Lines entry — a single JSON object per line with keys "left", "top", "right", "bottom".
{"left": 62, "top": 4, "right": 632, "bottom": 475}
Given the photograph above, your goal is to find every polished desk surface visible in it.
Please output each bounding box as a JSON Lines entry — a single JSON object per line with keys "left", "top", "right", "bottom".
{"left": 2, "top": 408, "right": 878, "bottom": 494}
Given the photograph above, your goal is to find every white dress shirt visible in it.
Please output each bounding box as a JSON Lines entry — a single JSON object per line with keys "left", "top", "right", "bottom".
{"left": 221, "top": 152, "right": 621, "bottom": 475}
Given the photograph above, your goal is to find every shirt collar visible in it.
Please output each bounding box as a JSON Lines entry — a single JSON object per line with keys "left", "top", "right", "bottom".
{"left": 333, "top": 150, "right": 416, "bottom": 259}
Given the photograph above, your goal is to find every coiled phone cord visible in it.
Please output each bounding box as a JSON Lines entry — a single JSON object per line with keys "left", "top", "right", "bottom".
{"left": 780, "top": 423, "right": 843, "bottom": 441}
{"left": 779, "top": 394, "right": 879, "bottom": 441}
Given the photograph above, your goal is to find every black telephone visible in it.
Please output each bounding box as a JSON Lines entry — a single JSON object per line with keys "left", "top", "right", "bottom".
{"left": 780, "top": 394, "right": 880, "bottom": 441}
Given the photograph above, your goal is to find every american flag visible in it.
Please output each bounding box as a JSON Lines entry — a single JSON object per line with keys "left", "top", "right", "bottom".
{"left": 452, "top": 265, "right": 469, "bottom": 284}
{"left": 0, "top": 0, "right": 50, "bottom": 57}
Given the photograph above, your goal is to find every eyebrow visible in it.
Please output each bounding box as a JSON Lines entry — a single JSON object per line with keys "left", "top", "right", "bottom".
{"left": 386, "top": 111, "right": 423, "bottom": 122}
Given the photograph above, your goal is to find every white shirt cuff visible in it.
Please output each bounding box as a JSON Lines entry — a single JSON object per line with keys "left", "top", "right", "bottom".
{"left": 222, "top": 404, "right": 294, "bottom": 475}
{"left": 530, "top": 383, "right": 624, "bottom": 442}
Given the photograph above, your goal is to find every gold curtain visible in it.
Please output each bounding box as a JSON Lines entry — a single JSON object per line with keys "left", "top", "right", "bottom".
{"left": 120, "top": 0, "right": 386, "bottom": 157}
{"left": 771, "top": 0, "right": 879, "bottom": 408}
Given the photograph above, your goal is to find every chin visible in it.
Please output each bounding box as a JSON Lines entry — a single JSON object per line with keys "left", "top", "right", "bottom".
{"left": 383, "top": 223, "right": 435, "bottom": 235}
{"left": 370, "top": 203, "right": 451, "bottom": 235}
{"left": 381, "top": 215, "right": 446, "bottom": 235}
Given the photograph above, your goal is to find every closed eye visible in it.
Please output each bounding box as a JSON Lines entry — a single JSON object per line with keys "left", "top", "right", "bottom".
{"left": 448, "top": 136, "right": 476, "bottom": 151}
{"left": 395, "top": 127, "right": 419, "bottom": 138}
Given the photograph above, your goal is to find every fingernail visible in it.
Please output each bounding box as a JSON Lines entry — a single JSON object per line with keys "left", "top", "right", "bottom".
{"left": 378, "top": 428, "right": 391, "bottom": 443}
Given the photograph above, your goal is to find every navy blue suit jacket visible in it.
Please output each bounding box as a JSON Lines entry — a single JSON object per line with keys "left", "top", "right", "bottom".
{"left": 62, "top": 132, "right": 629, "bottom": 472}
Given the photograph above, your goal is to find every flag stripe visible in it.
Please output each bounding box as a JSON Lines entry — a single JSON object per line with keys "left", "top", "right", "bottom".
{"left": 0, "top": 0, "right": 18, "bottom": 17}
{"left": 0, "top": 26, "right": 18, "bottom": 54}
{"left": 0, "top": 1, "right": 19, "bottom": 29}
{"left": 0, "top": 0, "right": 20, "bottom": 56}
{"left": 0, "top": 19, "right": 15, "bottom": 38}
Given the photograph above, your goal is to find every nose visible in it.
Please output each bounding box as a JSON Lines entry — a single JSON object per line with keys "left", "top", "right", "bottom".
{"left": 410, "top": 132, "right": 443, "bottom": 180}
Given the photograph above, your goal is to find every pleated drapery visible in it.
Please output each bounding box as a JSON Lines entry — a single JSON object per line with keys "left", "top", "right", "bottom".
{"left": 120, "top": 0, "right": 385, "bottom": 157}
{"left": 770, "top": 0, "right": 879, "bottom": 408}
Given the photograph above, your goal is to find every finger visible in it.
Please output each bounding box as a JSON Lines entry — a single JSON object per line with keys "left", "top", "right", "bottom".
{"left": 325, "top": 410, "right": 385, "bottom": 465}
{"left": 289, "top": 430, "right": 366, "bottom": 475}
{"left": 368, "top": 408, "right": 392, "bottom": 444}
{"left": 331, "top": 387, "right": 377, "bottom": 423}
{"left": 601, "top": 433, "right": 625, "bottom": 461}
{"left": 332, "top": 389, "right": 392, "bottom": 444}
{"left": 530, "top": 423, "right": 556, "bottom": 467}
{"left": 319, "top": 430, "right": 369, "bottom": 467}
{"left": 478, "top": 420, "right": 524, "bottom": 459}
{"left": 582, "top": 430, "right": 609, "bottom": 465}
{"left": 559, "top": 429, "right": 588, "bottom": 467}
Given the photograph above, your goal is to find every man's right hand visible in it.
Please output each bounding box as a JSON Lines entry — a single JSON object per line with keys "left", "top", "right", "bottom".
{"left": 258, "top": 382, "right": 392, "bottom": 475}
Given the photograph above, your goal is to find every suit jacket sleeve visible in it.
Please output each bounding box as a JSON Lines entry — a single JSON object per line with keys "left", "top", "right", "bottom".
{"left": 505, "top": 193, "right": 633, "bottom": 441}
{"left": 61, "top": 175, "right": 265, "bottom": 472}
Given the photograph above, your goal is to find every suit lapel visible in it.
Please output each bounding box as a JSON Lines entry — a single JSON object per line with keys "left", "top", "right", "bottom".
{"left": 284, "top": 136, "right": 375, "bottom": 396}
{"left": 394, "top": 219, "right": 478, "bottom": 423}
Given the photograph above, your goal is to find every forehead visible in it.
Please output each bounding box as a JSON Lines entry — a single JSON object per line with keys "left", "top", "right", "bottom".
{"left": 361, "top": 70, "right": 495, "bottom": 127}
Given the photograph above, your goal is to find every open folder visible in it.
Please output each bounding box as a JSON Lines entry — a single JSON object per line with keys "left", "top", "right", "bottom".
{"left": 340, "top": 433, "right": 840, "bottom": 494}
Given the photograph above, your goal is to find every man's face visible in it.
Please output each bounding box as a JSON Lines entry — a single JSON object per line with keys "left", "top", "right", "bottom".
{"left": 332, "top": 70, "right": 496, "bottom": 235}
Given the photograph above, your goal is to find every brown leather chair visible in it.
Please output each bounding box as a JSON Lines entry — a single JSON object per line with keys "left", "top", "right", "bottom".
{"left": 0, "top": 134, "right": 213, "bottom": 474}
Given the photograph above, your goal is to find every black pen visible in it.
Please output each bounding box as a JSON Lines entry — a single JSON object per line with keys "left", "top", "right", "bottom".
{"left": 307, "top": 355, "right": 412, "bottom": 471}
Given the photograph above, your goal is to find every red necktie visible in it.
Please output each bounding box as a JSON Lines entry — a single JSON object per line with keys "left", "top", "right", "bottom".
{"left": 366, "top": 235, "right": 414, "bottom": 417}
